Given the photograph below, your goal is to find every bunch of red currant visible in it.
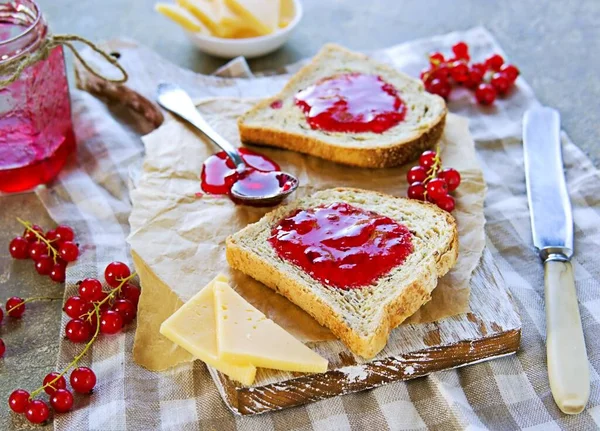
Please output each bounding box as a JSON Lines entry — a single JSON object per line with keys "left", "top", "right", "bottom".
{"left": 64, "top": 261, "right": 140, "bottom": 344}
{"left": 406, "top": 149, "right": 461, "bottom": 212}
{"left": 8, "top": 219, "right": 80, "bottom": 283}
{"left": 6, "top": 261, "right": 140, "bottom": 425}
{"left": 421, "top": 41, "right": 520, "bottom": 106}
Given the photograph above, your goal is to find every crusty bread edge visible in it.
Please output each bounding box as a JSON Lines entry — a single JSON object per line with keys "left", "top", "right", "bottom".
{"left": 237, "top": 44, "right": 448, "bottom": 168}
{"left": 225, "top": 187, "right": 459, "bottom": 359}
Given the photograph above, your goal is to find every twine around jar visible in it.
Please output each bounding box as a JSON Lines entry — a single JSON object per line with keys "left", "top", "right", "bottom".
{"left": 0, "top": 34, "right": 128, "bottom": 88}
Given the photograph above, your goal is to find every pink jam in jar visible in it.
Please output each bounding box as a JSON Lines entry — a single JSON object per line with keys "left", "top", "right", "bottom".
{"left": 0, "top": 0, "right": 75, "bottom": 193}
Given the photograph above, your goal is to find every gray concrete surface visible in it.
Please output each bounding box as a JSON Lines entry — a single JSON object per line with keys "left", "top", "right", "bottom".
{"left": 1, "top": 0, "right": 599, "bottom": 428}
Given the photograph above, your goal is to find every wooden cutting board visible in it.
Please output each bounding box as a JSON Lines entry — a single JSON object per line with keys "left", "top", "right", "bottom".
{"left": 75, "top": 40, "right": 521, "bottom": 415}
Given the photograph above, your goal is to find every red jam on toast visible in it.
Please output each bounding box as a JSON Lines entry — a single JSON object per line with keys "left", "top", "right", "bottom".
{"left": 268, "top": 202, "right": 413, "bottom": 289}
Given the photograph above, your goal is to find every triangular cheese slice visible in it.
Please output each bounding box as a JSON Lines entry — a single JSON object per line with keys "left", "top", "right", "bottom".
{"left": 159, "top": 275, "right": 256, "bottom": 385}
{"left": 213, "top": 281, "right": 328, "bottom": 373}
{"left": 223, "top": 0, "right": 280, "bottom": 36}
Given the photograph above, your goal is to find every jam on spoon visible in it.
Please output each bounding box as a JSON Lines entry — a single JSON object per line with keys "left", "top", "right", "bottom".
{"left": 156, "top": 82, "right": 298, "bottom": 206}
{"left": 201, "top": 148, "right": 295, "bottom": 204}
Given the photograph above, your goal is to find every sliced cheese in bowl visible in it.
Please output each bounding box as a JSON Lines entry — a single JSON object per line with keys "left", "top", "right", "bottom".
{"left": 155, "top": 3, "right": 209, "bottom": 33}
{"left": 223, "top": 0, "right": 280, "bottom": 36}
{"left": 176, "top": 0, "right": 221, "bottom": 34}
{"left": 214, "top": 280, "right": 329, "bottom": 373}
{"left": 159, "top": 274, "right": 257, "bottom": 385}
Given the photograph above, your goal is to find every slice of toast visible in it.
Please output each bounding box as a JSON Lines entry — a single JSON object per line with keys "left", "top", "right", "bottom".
{"left": 226, "top": 188, "right": 458, "bottom": 358}
{"left": 237, "top": 44, "right": 447, "bottom": 168}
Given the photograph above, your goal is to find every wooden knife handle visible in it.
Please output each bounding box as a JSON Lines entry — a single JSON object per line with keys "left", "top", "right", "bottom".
{"left": 545, "top": 259, "right": 590, "bottom": 414}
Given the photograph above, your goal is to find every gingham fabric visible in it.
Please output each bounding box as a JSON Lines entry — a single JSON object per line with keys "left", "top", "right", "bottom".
{"left": 32, "top": 27, "right": 599, "bottom": 430}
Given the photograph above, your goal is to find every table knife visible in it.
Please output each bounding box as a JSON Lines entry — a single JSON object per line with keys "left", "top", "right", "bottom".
{"left": 523, "top": 106, "right": 590, "bottom": 414}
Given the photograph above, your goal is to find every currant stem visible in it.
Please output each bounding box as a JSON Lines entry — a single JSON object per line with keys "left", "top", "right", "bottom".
{"left": 26, "top": 272, "right": 137, "bottom": 400}
{"left": 16, "top": 217, "right": 60, "bottom": 263}
{"left": 81, "top": 272, "right": 137, "bottom": 322}
{"left": 29, "top": 307, "right": 102, "bottom": 401}
{"left": 6, "top": 296, "right": 62, "bottom": 314}
{"left": 423, "top": 145, "right": 442, "bottom": 199}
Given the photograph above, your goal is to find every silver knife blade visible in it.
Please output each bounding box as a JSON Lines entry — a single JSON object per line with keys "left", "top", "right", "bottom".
{"left": 523, "top": 106, "right": 573, "bottom": 256}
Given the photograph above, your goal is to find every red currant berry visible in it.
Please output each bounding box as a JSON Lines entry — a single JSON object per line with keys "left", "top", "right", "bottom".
{"left": 25, "top": 399, "right": 50, "bottom": 424}
{"left": 0, "top": 307, "right": 3, "bottom": 322}
{"left": 419, "top": 150, "right": 438, "bottom": 170}
{"left": 8, "top": 389, "right": 30, "bottom": 413}
{"left": 485, "top": 54, "right": 504, "bottom": 71}
{"left": 500, "top": 63, "right": 519, "bottom": 82}
{"left": 425, "top": 77, "right": 451, "bottom": 99}
{"left": 475, "top": 83, "right": 497, "bottom": 105}
{"left": 65, "top": 318, "right": 93, "bottom": 343}
{"left": 43, "top": 372, "right": 67, "bottom": 395}
{"left": 491, "top": 72, "right": 511, "bottom": 95}
{"left": 100, "top": 310, "right": 123, "bottom": 335}
{"left": 79, "top": 278, "right": 104, "bottom": 302}
{"left": 23, "top": 225, "right": 44, "bottom": 242}
{"left": 9, "top": 236, "right": 29, "bottom": 259}
{"left": 449, "top": 60, "right": 469, "bottom": 83}
{"left": 437, "top": 168, "right": 461, "bottom": 191}
{"left": 112, "top": 299, "right": 136, "bottom": 324}
{"left": 0, "top": 338, "right": 5, "bottom": 358}
{"left": 50, "top": 388, "right": 74, "bottom": 413}
{"left": 45, "top": 229, "right": 59, "bottom": 243}
{"left": 34, "top": 254, "right": 53, "bottom": 275}
{"left": 119, "top": 284, "right": 141, "bottom": 307}
{"left": 429, "top": 52, "right": 444, "bottom": 66}
{"left": 28, "top": 241, "right": 48, "bottom": 261}
{"left": 55, "top": 225, "right": 75, "bottom": 243}
{"left": 6, "top": 297, "right": 25, "bottom": 318}
{"left": 430, "top": 64, "right": 450, "bottom": 81}
{"left": 406, "top": 166, "right": 428, "bottom": 184}
{"left": 471, "top": 62, "right": 487, "bottom": 75}
{"left": 104, "top": 261, "right": 131, "bottom": 288}
{"left": 436, "top": 194, "right": 456, "bottom": 212}
{"left": 407, "top": 182, "right": 427, "bottom": 201}
{"left": 64, "top": 296, "right": 92, "bottom": 319}
{"left": 451, "top": 41, "right": 469, "bottom": 60}
{"left": 50, "top": 261, "right": 67, "bottom": 283}
{"left": 426, "top": 178, "right": 449, "bottom": 201}
{"left": 465, "top": 68, "right": 484, "bottom": 90}
{"left": 59, "top": 241, "right": 79, "bottom": 262}
{"left": 70, "top": 367, "right": 97, "bottom": 394}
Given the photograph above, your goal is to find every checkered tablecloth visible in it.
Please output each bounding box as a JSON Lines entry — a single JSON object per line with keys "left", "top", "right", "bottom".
{"left": 34, "top": 27, "right": 600, "bottom": 430}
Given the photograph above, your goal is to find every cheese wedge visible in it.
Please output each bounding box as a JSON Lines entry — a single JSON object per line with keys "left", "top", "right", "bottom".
{"left": 176, "top": 0, "right": 220, "bottom": 34}
{"left": 213, "top": 281, "right": 329, "bottom": 373}
{"left": 223, "top": 0, "right": 280, "bottom": 36}
{"left": 155, "top": 3, "right": 210, "bottom": 33}
{"left": 159, "top": 275, "right": 257, "bottom": 385}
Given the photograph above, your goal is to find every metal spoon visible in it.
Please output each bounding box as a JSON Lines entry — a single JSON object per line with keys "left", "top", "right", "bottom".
{"left": 156, "top": 82, "right": 298, "bottom": 206}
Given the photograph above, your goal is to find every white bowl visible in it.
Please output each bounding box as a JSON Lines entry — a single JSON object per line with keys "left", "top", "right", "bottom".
{"left": 185, "top": 0, "right": 303, "bottom": 59}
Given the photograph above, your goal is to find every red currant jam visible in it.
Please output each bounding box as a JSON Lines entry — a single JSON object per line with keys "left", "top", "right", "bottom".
{"left": 268, "top": 202, "right": 414, "bottom": 289}
{"left": 201, "top": 148, "right": 290, "bottom": 201}
{"left": 294, "top": 73, "right": 407, "bottom": 134}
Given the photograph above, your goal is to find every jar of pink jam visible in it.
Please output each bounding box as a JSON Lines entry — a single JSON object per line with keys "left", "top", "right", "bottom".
{"left": 0, "top": 0, "right": 74, "bottom": 193}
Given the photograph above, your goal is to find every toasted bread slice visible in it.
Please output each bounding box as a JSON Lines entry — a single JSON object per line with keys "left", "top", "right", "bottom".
{"left": 237, "top": 44, "right": 447, "bottom": 168}
{"left": 226, "top": 188, "right": 458, "bottom": 358}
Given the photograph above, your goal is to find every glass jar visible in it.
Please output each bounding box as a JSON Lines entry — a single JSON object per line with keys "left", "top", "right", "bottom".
{"left": 0, "top": 0, "right": 75, "bottom": 193}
